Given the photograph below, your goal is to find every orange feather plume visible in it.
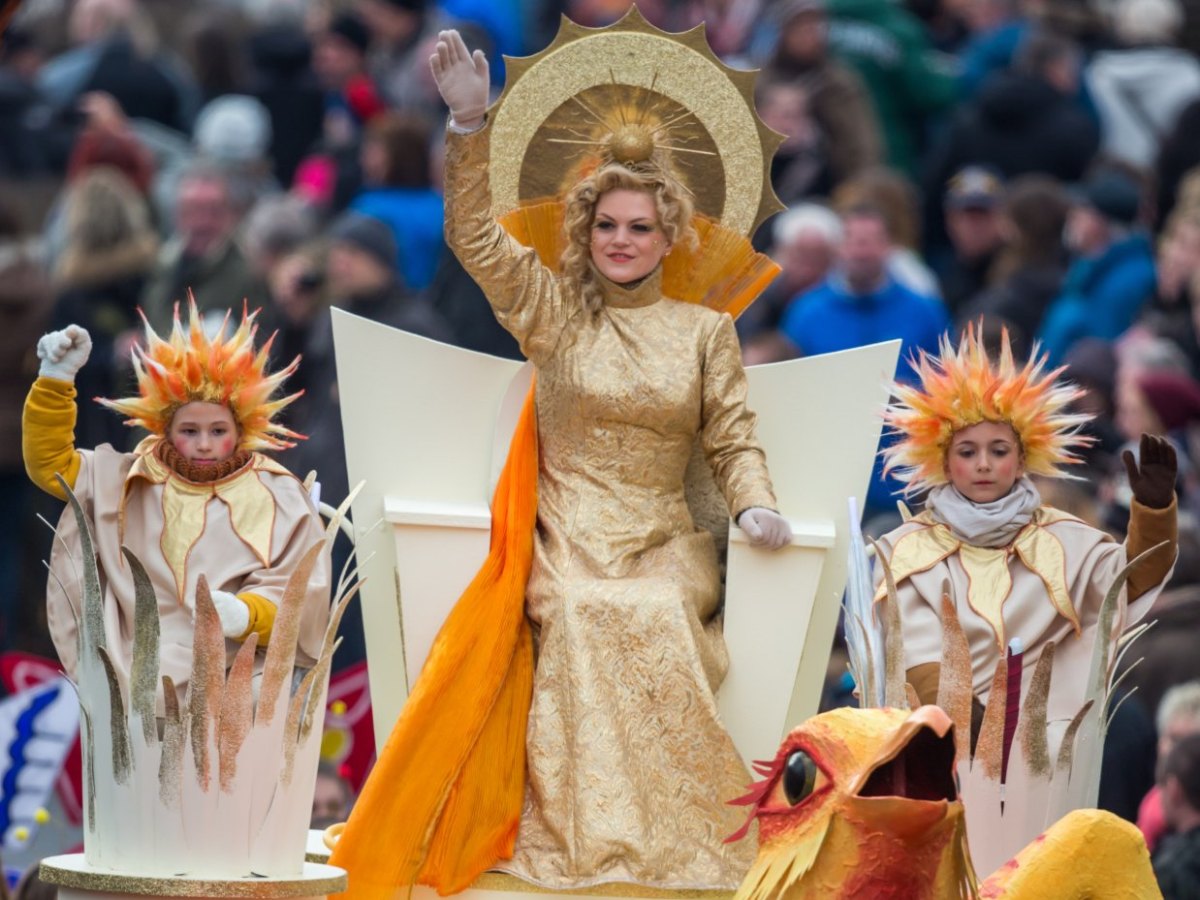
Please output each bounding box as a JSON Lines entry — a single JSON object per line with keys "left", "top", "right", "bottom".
{"left": 97, "top": 299, "right": 304, "bottom": 451}
{"left": 882, "top": 325, "right": 1093, "bottom": 495}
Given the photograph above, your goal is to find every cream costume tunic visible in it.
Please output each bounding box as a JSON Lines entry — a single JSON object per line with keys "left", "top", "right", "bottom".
{"left": 875, "top": 501, "right": 1172, "bottom": 715}
{"left": 874, "top": 493, "right": 1174, "bottom": 870}
{"left": 444, "top": 122, "right": 777, "bottom": 888}
{"left": 45, "top": 436, "right": 332, "bottom": 701}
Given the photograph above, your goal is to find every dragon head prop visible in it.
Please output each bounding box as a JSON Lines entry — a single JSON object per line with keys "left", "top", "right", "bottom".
{"left": 731, "top": 705, "right": 975, "bottom": 900}
{"left": 730, "top": 704, "right": 1163, "bottom": 900}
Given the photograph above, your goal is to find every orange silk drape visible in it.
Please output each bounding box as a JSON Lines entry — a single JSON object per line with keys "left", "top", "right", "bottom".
{"left": 330, "top": 386, "right": 538, "bottom": 899}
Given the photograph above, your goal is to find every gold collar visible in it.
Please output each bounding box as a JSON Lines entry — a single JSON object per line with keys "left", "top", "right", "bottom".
{"left": 874, "top": 507, "right": 1083, "bottom": 650}
{"left": 122, "top": 438, "right": 296, "bottom": 602}
{"left": 590, "top": 263, "right": 664, "bottom": 309}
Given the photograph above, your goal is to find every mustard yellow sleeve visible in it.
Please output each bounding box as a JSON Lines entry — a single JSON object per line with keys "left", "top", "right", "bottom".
{"left": 237, "top": 592, "right": 277, "bottom": 646}
{"left": 22, "top": 376, "right": 82, "bottom": 501}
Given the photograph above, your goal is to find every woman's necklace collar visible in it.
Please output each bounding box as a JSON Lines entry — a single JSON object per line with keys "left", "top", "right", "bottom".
{"left": 588, "top": 262, "right": 663, "bottom": 309}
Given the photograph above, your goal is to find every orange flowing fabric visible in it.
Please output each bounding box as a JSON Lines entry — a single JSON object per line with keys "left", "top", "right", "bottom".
{"left": 330, "top": 385, "right": 539, "bottom": 899}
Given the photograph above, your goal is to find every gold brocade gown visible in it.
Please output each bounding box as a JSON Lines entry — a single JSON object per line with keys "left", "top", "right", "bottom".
{"left": 444, "top": 122, "right": 778, "bottom": 889}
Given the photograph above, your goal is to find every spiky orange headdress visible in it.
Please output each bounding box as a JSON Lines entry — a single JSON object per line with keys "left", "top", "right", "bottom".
{"left": 98, "top": 301, "right": 304, "bottom": 451}
{"left": 882, "top": 326, "right": 1093, "bottom": 495}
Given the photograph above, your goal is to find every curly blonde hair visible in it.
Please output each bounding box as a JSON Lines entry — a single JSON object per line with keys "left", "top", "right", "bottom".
{"left": 561, "top": 162, "right": 697, "bottom": 314}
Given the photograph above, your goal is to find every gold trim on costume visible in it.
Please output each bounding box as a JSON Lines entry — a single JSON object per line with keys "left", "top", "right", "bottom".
{"left": 876, "top": 508, "right": 1084, "bottom": 648}
{"left": 958, "top": 543, "right": 1014, "bottom": 648}
{"left": 1014, "top": 522, "right": 1079, "bottom": 635}
{"left": 160, "top": 477, "right": 211, "bottom": 602}
{"left": 122, "top": 443, "right": 294, "bottom": 602}
{"left": 220, "top": 472, "right": 277, "bottom": 569}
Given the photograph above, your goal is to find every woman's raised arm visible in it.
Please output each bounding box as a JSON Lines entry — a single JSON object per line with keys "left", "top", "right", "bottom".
{"left": 433, "top": 30, "right": 571, "bottom": 364}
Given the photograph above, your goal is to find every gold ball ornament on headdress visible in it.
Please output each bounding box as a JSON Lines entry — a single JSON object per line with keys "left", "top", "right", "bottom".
{"left": 487, "top": 7, "right": 786, "bottom": 317}
{"left": 608, "top": 124, "right": 658, "bottom": 166}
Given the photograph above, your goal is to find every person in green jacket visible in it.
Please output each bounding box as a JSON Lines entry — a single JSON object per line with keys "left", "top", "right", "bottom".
{"left": 826, "top": 0, "right": 959, "bottom": 173}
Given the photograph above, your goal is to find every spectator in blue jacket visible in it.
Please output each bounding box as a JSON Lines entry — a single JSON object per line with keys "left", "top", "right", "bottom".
{"left": 781, "top": 204, "right": 948, "bottom": 517}
{"left": 1038, "top": 171, "right": 1157, "bottom": 365}
{"left": 957, "top": 0, "right": 1031, "bottom": 97}
{"left": 351, "top": 111, "right": 444, "bottom": 291}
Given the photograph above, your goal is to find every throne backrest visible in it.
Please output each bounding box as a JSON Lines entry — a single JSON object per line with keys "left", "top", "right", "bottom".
{"left": 331, "top": 308, "right": 899, "bottom": 767}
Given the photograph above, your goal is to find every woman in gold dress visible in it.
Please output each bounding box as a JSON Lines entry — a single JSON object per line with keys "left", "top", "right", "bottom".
{"left": 330, "top": 26, "right": 791, "bottom": 898}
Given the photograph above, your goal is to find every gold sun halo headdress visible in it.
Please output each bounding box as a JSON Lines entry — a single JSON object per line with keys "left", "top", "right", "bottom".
{"left": 881, "top": 325, "right": 1094, "bottom": 495}
{"left": 486, "top": 7, "right": 785, "bottom": 318}
{"left": 98, "top": 300, "right": 304, "bottom": 451}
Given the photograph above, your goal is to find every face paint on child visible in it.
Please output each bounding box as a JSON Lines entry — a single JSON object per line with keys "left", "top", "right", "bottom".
{"left": 168, "top": 402, "right": 240, "bottom": 463}
{"left": 944, "top": 420, "right": 1024, "bottom": 503}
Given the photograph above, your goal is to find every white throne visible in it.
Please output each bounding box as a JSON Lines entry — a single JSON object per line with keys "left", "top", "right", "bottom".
{"left": 331, "top": 309, "right": 898, "bottom": 897}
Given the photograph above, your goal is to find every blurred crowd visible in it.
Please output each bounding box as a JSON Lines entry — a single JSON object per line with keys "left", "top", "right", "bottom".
{"left": 3, "top": 0, "right": 1200, "bottom": 888}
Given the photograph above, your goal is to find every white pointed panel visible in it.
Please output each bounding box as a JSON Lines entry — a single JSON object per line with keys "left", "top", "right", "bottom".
{"left": 332, "top": 310, "right": 525, "bottom": 748}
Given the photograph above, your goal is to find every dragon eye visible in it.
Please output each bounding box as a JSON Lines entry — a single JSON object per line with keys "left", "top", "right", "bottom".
{"left": 783, "top": 750, "right": 818, "bottom": 805}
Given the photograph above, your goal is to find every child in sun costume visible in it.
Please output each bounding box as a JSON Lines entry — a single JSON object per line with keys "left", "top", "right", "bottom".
{"left": 331, "top": 11, "right": 794, "bottom": 897}
{"left": 22, "top": 304, "right": 331, "bottom": 703}
{"left": 868, "top": 327, "right": 1177, "bottom": 872}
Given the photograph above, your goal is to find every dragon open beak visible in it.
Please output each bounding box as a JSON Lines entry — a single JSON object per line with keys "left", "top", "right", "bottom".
{"left": 850, "top": 705, "right": 958, "bottom": 803}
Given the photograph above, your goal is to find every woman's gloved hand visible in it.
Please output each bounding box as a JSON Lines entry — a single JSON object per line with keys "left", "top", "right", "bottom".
{"left": 37, "top": 325, "right": 92, "bottom": 382}
{"left": 1123, "top": 433, "right": 1178, "bottom": 509}
{"left": 429, "top": 29, "right": 490, "bottom": 130}
{"left": 737, "top": 507, "right": 793, "bottom": 551}
{"left": 210, "top": 590, "right": 251, "bottom": 640}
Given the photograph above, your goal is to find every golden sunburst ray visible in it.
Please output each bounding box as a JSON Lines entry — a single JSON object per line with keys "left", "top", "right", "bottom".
{"left": 487, "top": 4, "right": 784, "bottom": 236}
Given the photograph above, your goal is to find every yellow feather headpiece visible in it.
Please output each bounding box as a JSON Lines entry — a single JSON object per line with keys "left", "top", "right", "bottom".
{"left": 97, "top": 300, "right": 304, "bottom": 451}
{"left": 882, "top": 325, "right": 1093, "bottom": 495}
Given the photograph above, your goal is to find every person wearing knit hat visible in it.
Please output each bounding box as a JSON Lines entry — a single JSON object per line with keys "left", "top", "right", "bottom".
{"left": 357, "top": 0, "right": 433, "bottom": 111}
{"left": 288, "top": 211, "right": 450, "bottom": 509}
{"left": 1062, "top": 336, "right": 1125, "bottom": 464}
{"left": 329, "top": 13, "right": 372, "bottom": 55}
{"left": 194, "top": 95, "right": 273, "bottom": 166}
{"left": 329, "top": 211, "right": 398, "bottom": 271}
{"left": 315, "top": 12, "right": 386, "bottom": 134}
{"left": 1127, "top": 370, "right": 1200, "bottom": 435}
{"left": 325, "top": 211, "right": 449, "bottom": 342}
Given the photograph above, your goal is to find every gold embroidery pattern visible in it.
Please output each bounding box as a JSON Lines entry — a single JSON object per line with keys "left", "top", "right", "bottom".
{"left": 446, "top": 125, "right": 775, "bottom": 889}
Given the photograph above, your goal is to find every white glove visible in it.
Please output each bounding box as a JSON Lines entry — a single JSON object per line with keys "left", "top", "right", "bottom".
{"left": 37, "top": 325, "right": 92, "bottom": 382}
{"left": 737, "top": 507, "right": 793, "bottom": 551}
{"left": 211, "top": 590, "right": 251, "bottom": 640}
{"left": 429, "top": 29, "right": 490, "bottom": 130}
